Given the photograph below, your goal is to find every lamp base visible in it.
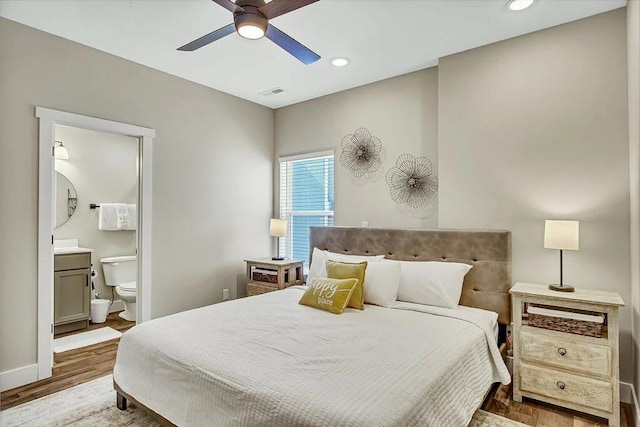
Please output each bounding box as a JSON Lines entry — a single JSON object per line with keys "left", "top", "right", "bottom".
{"left": 548, "top": 284, "right": 575, "bottom": 292}
{"left": 271, "top": 256, "right": 285, "bottom": 261}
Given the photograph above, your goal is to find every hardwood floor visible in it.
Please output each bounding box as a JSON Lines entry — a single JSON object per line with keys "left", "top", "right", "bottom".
{"left": 482, "top": 383, "right": 635, "bottom": 427}
{"left": 0, "top": 312, "right": 134, "bottom": 410}
{"left": 1, "top": 323, "right": 636, "bottom": 427}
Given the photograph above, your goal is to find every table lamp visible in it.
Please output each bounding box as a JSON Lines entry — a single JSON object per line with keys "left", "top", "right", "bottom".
{"left": 270, "top": 219, "right": 287, "bottom": 261}
{"left": 544, "top": 220, "right": 579, "bottom": 292}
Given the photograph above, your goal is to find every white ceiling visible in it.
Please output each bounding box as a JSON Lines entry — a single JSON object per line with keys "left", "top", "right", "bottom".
{"left": 0, "top": 0, "right": 626, "bottom": 109}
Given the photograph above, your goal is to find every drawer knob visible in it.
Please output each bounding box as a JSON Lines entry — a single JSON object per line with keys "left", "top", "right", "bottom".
{"left": 557, "top": 347, "right": 567, "bottom": 356}
{"left": 557, "top": 381, "right": 565, "bottom": 390}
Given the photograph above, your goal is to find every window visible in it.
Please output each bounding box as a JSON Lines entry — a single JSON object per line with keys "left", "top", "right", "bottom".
{"left": 279, "top": 152, "right": 334, "bottom": 266}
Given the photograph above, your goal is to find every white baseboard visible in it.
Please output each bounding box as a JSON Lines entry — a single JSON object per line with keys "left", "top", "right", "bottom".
{"left": 0, "top": 364, "right": 38, "bottom": 392}
{"left": 633, "top": 386, "right": 640, "bottom": 427}
{"left": 109, "top": 299, "right": 124, "bottom": 313}
{"left": 620, "top": 381, "right": 640, "bottom": 427}
{"left": 622, "top": 381, "right": 633, "bottom": 404}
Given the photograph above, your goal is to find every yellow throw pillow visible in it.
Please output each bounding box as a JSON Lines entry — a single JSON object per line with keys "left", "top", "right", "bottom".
{"left": 326, "top": 260, "right": 367, "bottom": 310}
{"left": 299, "top": 277, "right": 359, "bottom": 314}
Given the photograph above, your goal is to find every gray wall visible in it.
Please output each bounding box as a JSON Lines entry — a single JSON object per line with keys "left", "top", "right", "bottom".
{"left": 438, "top": 10, "right": 631, "bottom": 381}
{"left": 628, "top": 0, "right": 640, "bottom": 393}
{"left": 0, "top": 18, "right": 274, "bottom": 372}
{"left": 54, "top": 125, "right": 138, "bottom": 300}
{"left": 275, "top": 68, "right": 439, "bottom": 228}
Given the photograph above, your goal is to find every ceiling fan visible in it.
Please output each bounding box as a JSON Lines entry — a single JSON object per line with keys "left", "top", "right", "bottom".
{"left": 178, "top": 0, "right": 320, "bottom": 65}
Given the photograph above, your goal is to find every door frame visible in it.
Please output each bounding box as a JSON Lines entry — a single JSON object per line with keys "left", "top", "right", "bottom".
{"left": 36, "top": 106, "right": 155, "bottom": 381}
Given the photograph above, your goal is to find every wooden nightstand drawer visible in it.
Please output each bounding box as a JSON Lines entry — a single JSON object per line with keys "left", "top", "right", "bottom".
{"left": 520, "top": 329, "right": 611, "bottom": 377}
{"left": 520, "top": 362, "right": 612, "bottom": 412}
{"left": 247, "top": 282, "right": 277, "bottom": 296}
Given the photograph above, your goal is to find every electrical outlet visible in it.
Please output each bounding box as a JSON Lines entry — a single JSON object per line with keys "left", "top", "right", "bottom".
{"left": 361, "top": 221, "right": 369, "bottom": 227}
{"left": 222, "top": 288, "right": 229, "bottom": 301}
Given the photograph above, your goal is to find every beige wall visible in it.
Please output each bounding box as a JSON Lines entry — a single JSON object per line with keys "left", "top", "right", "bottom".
{"left": 438, "top": 10, "right": 631, "bottom": 381}
{"left": 275, "top": 9, "right": 632, "bottom": 382}
{"left": 275, "top": 68, "right": 439, "bottom": 228}
{"left": 0, "top": 18, "right": 274, "bottom": 372}
{"left": 628, "top": 0, "right": 640, "bottom": 393}
{"left": 53, "top": 125, "right": 138, "bottom": 301}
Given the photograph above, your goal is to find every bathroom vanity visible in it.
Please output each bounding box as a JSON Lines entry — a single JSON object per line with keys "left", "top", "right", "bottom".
{"left": 54, "top": 249, "right": 91, "bottom": 334}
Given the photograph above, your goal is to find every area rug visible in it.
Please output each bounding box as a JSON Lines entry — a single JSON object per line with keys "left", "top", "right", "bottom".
{"left": 0, "top": 375, "right": 526, "bottom": 426}
{"left": 53, "top": 327, "right": 122, "bottom": 353}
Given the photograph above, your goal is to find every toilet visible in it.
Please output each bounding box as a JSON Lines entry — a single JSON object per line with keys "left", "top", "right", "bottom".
{"left": 100, "top": 255, "right": 137, "bottom": 321}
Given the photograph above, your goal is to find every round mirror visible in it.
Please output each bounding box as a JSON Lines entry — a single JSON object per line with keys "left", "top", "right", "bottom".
{"left": 55, "top": 171, "right": 78, "bottom": 228}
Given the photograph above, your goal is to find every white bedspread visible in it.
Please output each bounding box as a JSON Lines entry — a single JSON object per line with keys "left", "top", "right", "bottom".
{"left": 114, "top": 287, "right": 510, "bottom": 426}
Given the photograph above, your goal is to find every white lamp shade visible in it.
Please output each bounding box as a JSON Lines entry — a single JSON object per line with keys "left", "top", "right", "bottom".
{"left": 54, "top": 144, "right": 69, "bottom": 160}
{"left": 544, "top": 220, "right": 579, "bottom": 250}
{"left": 269, "top": 219, "right": 287, "bottom": 237}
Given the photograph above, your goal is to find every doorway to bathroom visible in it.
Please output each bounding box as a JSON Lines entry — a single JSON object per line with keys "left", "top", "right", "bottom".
{"left": 52, "top": 125, "right": 138, "bottom": 352}
{"left": 35, "top": 107, "right": 154, "bottom": 384}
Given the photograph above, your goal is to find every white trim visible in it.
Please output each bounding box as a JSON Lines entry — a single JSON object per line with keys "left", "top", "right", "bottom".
{"left": 633, "top": 383, "right": 640, "bottom": 427}
{"left": 138, "top": 135, "right": 153, "bottom": 323}
{"left": 35, "top": 106, "right": 154, "bottom": 388}
{"left": 0, "top": 364, "right": 38, "bottom": 392}
{"left": 35, "top": 107, "right": 155, "bottom": 138}
{"left": 621, "top": 381, "right": 633, "bottom": 404}
{"left": 37, "top": 115, "right": 55, "bottom": 380}
{"left": 278, "top": 150, "right": 334, "bottom": 163}
{"left": 620, "top": 381, "right": 640, "bottom": 427}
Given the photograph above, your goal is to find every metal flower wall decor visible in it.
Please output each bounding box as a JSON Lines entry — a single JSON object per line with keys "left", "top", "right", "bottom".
{"left": 339, "top": 127, "right": 386, "bottom": 184}
{"left": 385, "top": 154, "right": 439, "bottom": 218}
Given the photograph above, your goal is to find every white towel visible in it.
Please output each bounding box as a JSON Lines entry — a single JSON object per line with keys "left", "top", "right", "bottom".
{"left": 125, "top": 204, "right": 137, "bottom": 231}
{"left": 116, "top": 203, "right": 130, "bottom": 230}
{"left": 98, "top": 203, "right": 136, "bottom": 231}
{"left": 98, "top": 203, "right": 119, "bottom": 230}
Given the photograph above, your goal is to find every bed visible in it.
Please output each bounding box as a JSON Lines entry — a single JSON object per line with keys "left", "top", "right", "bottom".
{"left": 113, "top": 227, "right": 512, "bottom": 426}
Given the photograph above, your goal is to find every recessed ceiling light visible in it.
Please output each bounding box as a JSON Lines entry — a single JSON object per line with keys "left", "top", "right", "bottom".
{"left": 332, "top": 58, "right": 350, "bottom": 67}
{"left": 507, "top": 0, "right": 534, "bottom": 11}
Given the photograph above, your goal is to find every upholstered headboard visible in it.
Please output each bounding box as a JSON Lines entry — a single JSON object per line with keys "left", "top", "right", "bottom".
{"left": 309, "top": 227, "right": 512, "bottom": 325}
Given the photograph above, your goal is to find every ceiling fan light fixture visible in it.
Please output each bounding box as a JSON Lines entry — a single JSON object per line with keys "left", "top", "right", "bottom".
{"left": 178, "top": 0, "right": 321, "bottom": 64}
{"left": 507, "top": 0, "right": 534, "bottom": 11}
{"left": 235, "top": 14, "right": 268, "bottom": 40}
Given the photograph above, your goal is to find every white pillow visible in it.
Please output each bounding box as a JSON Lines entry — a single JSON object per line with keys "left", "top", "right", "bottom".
{"left": 392, "top": 260, "right": 473, "bottom": 309}
{"left": 307, "top": 248, "right": 385, "bottom": 283}
{"left": 307, "top": 247, "right": 326, "bottom": 282}
{"left": 363, "top": 261, "right": 402, "bottom": 307}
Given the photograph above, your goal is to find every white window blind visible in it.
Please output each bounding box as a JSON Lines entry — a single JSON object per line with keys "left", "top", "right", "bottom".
{"left": 279, "top": 152, "right": 334, "bottom": 265}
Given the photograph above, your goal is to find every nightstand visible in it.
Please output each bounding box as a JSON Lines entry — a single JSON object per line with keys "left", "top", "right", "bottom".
{"left": 245, "top": 258, "right": 304, "bottom": 296}
{"left": 510, "top": 282, "right": 624, "bottom": 426}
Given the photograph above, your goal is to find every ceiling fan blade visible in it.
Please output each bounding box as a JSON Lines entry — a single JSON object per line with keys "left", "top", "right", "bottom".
{"left": 177, "top": 23, "right": 236, "bottom": 51}
{"left": 265, "top": 24, "right": 320, "bottom": 65}
{"left": 258, "top": 0, "right": 318, "bottom": 20}
{"left": 212, "top": 0, "right": 244, "bottom": 13}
